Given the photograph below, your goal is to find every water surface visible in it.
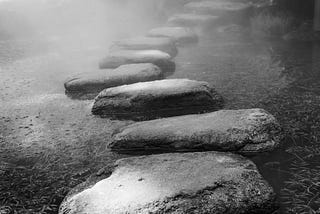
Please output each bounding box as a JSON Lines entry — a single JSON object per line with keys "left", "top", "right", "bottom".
{"left": 1, "top": 13, "right": 320, "bottom": 214}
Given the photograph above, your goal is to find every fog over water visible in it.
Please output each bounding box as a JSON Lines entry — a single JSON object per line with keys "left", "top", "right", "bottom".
{"left": 1, "top": 0, "right": 320, "bottom": 213}
{"left": 0, "top": 0, "right": 171, "bottom": 56}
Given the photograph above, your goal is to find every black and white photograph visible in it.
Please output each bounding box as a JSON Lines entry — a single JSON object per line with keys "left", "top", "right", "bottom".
{"left": 0, "top": 0, "right": 319, "bottom": 213}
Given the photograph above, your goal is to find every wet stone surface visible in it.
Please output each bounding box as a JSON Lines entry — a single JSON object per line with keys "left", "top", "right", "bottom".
{"left": 99, "top": 49, "right": 175, "bottom": 75}
{"left": 167, "top": 13, "right": 219, "bottom": 28}
{"left": 184, "top": 1, "right": 253, "bottom": 25}
{"left": 59, "top": 152, "right": 277, "bottom": 214}
{"left": 147, "top": 26, "right": 199, "bottom": 45}
{"left": 111, "top": 108, "right": 283, "bottom": 155}
{"left": 110, "top": 36, "right": 178, "bottom": 58}
{"left": 184, "top": 1, "right": 252, "bottom": 16}
{"left": 92, "top": 79, "right": 224, "bottom": 120}
{"left": 64, "top": 63, "right": 164, "bottom": 99}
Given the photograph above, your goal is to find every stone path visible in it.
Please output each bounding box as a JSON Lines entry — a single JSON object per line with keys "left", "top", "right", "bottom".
{"left": 59, "top": 152, "right": 277, "bottom": 214}
{"left": 92, "top": 79, "right": 224, "bottom": 120}
{"left": 98, "top": 50, "right": 175, "bottom": 74}
{"left": 60, "top": 0, "right": 281, "bottom": 213}
{"left": 110, "top": 36, "right": 178, "bottom": 58}
{"left": 147, "top": 26, "right": 199, "bottom": 45}
{"left": 167, "top": 13, "right": 219, "bottom": 28}
{"left": 110, "top": 108, "right": 282, "bottom": 154}
{"left": 184, "top": 1, "right": 252, "bottom": 16}
{"left": 64, "top": 63, "right": 163, "bottom": 99}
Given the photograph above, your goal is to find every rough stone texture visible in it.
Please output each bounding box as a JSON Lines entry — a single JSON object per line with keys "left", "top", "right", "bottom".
{"left": 59, "top": 152, "right": 278, "bottom": 214}
{"left": 111, "top": 108, "right": 283, "bottom": 154}
{"left": 110, "top": 37, "right": 178, "bottom": 58}
{"left": 167, "top": 13, "right": 219, "bottom": 28}
{"left": 64, "top": 63, "right": 163, "bottom": 99}
{"left": 184, "top": 1, "right": 253, "bottom": 24}
{"left": 147, "top": 27, "right": 198, "bottom": 45}
{"left": 99, "top": 50, "right": 175, "bottom": 75}
{"left": 92, "top": 79, "right": 224, "bottom": 120}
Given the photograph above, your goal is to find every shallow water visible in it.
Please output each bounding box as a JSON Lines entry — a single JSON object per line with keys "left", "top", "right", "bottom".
{"left": 174, "top": 31, "right": 320, "bottom": 213}
{"left": 1, "top": 15, "right": 320, "bottom": 214}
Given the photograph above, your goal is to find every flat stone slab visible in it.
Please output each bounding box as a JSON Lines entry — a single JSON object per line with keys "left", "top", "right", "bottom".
{"left": 111, "top": 108, "right": 282, "bottom": 154}
{"left": 64, "top": 63, "right": 163, "bottom": 99}
{"left": 184, "top": 1, "right": 252, "bottom": 17}
{"left": 147, "top": 27, "right": 198, "bottom": 45}
{"left": 167, "top": 13, "right": 219, "bottom": 28}
{"left": 92, "top": 79, "right": 224, "bottom": 120}
{"left": 59, "top": 152, "right": 277, "bottom": 214}
{"left": 110, "top": 37, "right": 178, "bottom": 58}
{"left": 99, "top": 50, "right": 175, "bottom": 75}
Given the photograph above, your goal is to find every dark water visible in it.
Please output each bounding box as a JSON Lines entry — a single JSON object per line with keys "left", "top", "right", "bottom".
{"left": 174, "top": 32, "right": 320, "bottom": 213}
{"left": 1, "top": 22, "right": 320, "bottom": 214}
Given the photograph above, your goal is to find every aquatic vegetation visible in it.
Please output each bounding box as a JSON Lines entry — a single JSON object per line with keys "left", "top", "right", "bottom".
{"left": 250, "top": 12, "right": 296, "bottom": 38}
{"left": 281, "top": 157, "right": 320, "bottom": 214}
{"left": 257, "top": 43, "right": 320, "bottom": 212}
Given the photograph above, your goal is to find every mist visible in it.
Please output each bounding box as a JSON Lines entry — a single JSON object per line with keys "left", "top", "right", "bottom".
{"left": 2, "top": 0, "right": 320, "bottom": 213}
{"left": 0, "top": 0, "right": 171, "bottom": 54}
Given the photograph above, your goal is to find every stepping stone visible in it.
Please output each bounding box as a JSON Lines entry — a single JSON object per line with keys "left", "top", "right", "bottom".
{"left": 167, "top": 13, "right": 219, "bottom": 28}
{"left": 64, "top": 63, "right": 163, "bottom": 99}
{"left": 99, "top": 50, "right": 175, "bottom": 74}
{"left": 111, "top": 108, "right": 282, "bottom": 154}
{"left": 147, "top": 27, "right": 198, "bottom": 45}
{"left": 184, "top": 1, "right": 252, "bottom": 22}
{"left": 59, "top": 152, "right": 278, "bottom": 214}
{"left": 110, "top": 36, "right": 178, "bottom": 58}
{"left": 92, "top": 79, "right": 224, "bottom": 120}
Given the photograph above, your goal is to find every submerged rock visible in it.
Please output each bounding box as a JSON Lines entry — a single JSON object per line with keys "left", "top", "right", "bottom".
{"left": 167, "top": 13, "right": 219, "bottom": 28}
{"left": 99, "top": 50, "right": 175, "bottom": 74}
{"left": 110, "top": 37, "right": 178, "bottom": 58}
{"left": 147, "top": 27, "right": 198, "bottom": 45}
{"left": 64, "top": 63, "right": 163, "bottom": 99}
{"left": 111, "top": 108, "right": 282, "bottom": 154}
{"left": 92, "top": 79, "right": 223, "bottom": 120}
{"left": 59, "top": 152, "right": 278, "bottom": 214}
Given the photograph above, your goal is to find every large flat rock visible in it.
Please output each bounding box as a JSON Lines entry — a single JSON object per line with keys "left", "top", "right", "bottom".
{"left": 110, "top": 37, "right": 178, "bottom": 58}
{"left": 147, "top": 27, "right": 198, "bottom": 45}
{"left": 167, "top": 13, "right": 219, "bottom": 28}
{"left": 59, "top": 152, "right": 277, "bottom": 214}
{"left": 92, "top": 79, "right": 224, "bottom": 120}
{"left": 64, "top": 63, "right": 163, "bottom": 99}
{"left": 111, "top": 108, "right": 282, "bottom": 154}
{"left": 99, "top": 50, "right": 175, "bottom": 75}
{"left": 184, "top": 1, "right": 253, "bottom": 23}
